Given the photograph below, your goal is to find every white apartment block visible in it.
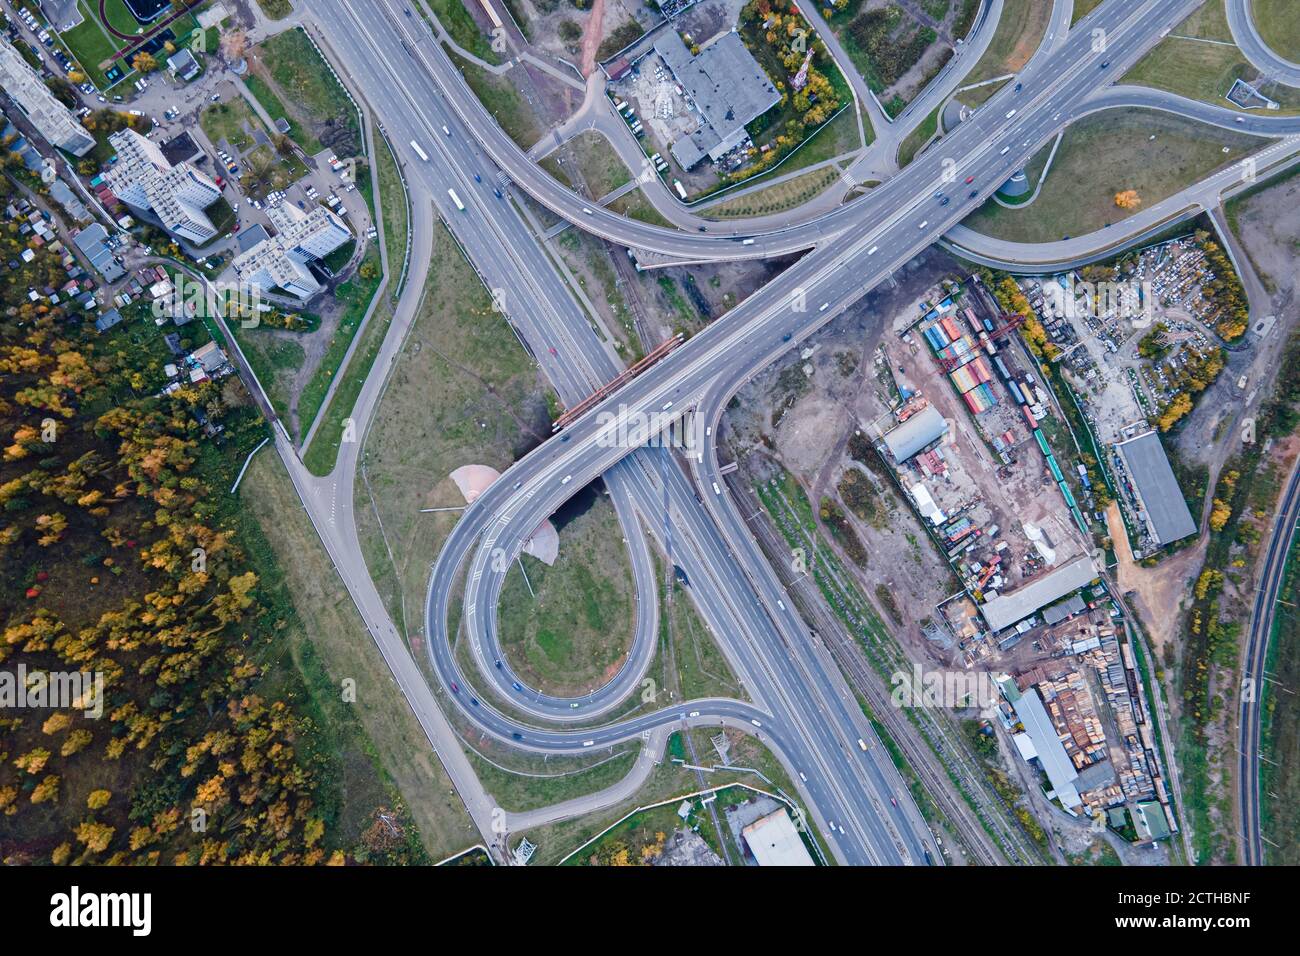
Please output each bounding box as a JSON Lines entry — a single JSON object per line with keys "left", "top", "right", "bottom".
{"left": 231, "top": 203, "right": 351, "bottom": 299}
{"left": 0, "top": 38, "right": 95, "bottom": 156}
{"left": 103, "top": 128, "right": 223, "bottom": 244}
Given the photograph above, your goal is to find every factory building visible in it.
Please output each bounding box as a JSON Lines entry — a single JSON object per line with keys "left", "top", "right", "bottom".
{"left": 881, "top": 404, "right": 949, "bottom": 463}
{"left": 1113, "top": 430, "right": 1197, "bottom": 547}
{"left": 653, "top": 30, "right": 779, "bottom": 170}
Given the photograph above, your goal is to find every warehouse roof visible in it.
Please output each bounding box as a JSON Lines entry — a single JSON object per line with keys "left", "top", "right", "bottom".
{"left": 1115, "top": 430, "right": 1197, "bottom": 546}
{"left": 1010, "top": 686, "right": 1081, "bottom": 809}
{"left": 742, "top": 809, "right": 815, "bottom": 866}
{"left": 980, "top": 554, "right": 1097, "bottom": 634}
{"left": 655, "top": 30, "right": 778, "bottom": 167}
{"left": 882, "top": 404, "right": 948, "bottom": 462}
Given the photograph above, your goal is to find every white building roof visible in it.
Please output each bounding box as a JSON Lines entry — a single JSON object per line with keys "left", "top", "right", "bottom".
{"left": 1010, "top": 687, "right": 1081, "bottom": 809}
{"left": 883, "top": 405, "right": 948, "bottom": 462}
{"left": 742, "top": 809, "right": 814, "bottom": 866}
{"left": 979, "top": 554, "right": 1097, "bottom": 634}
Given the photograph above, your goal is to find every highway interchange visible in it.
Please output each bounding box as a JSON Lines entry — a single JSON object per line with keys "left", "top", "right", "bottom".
{"left": 280, "top": 0, "right": 1297, "bottom": 864}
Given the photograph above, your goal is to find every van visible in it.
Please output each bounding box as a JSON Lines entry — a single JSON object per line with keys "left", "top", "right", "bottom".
{"left": 1005, "top": 109, "right": 1017, "bottom": 119}
{"left": 999, "top": 146, "right": 1010, "bottom": 155}
{"left": 560, "top": 475, "right": 572, "bottom": 485}
{"left": 741, "top": 238, "right": 755, "bottom": 245}
{"left": 582, "top": 740, "right": 594, "bottom": 747}
{"left": 917, "top": 221, "right": 928, "bottom": 229}
{"left": 712, "top": 482, "right": 721, "bottom": 495}
{"left": 867, "top": 245, "right": 878, "bottom": 255}
{"left": 857, "top": 738, "right": 868, "bottom": 751}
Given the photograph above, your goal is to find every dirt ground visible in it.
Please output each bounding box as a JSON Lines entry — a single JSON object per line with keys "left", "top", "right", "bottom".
{"left": 1106, "top": 500, "right": 1205, "bottom": 653}
{"left": 725, "top": 248, "right": 971, "bottom": 658}
{"left": 1232, "top": 172, "right": 1300, "bottom": 297}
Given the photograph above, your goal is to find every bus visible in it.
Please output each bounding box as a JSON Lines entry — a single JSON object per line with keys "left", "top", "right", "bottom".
{"left": 410, "top": 140, "right": 429, "bottom": 162}
{"left": 448, "top": 188, "right": 465, "bottom": 211}
{"left": 672, "top": 179, "right": 687, "bottom": 200}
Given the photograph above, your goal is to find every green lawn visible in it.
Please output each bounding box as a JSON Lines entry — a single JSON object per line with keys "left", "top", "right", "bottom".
{"left": 376, "top": 135, "right": 410, "bottom": 297}
{"left": 1252, "top": 0, "right": 1300, "bottom": 60}
{"left": 1071, "top": 0, "right": 1106, "bottom": 23}
{"left": 295, "top": 246, "right": 383, "bottom": 439}
{"left": 608, "top": 188, "right": 673, "bottom": 228}
{"left": 224, "top": 323, "right": 304, "bottom": 422}
{"left": 425, "top": 0, "right": 500, "bottom": 65}
{"left": 200, "top": 98, "right": 258, "bottom": 149}
{"left": 353, "top": 221, "right": 549, "bottom": 633}
{"left": 961, "top": 109, "right": 1262, "bottom": 243}
{"left": 449, "top": 49, "right": 540, "bottom": 150}
{"left": 1123, "top": 2, "right": 1300, "bottom": 114}
{"left": 569, "top": 131, "right": 631, "bottom": 199}
{"left": 253, "top": 28, "right": 362, "bottom": 155}
{"left": 256, "top": 0, "right": 295, "bottom": 19}
{"left": 497, "top": 492, "right": 636, "bottom": 697}
{"left": 897, "top": 104, "right": 940, "bottom": 167}
{"left": 60, "top": 1, "right": 124, "bottom": 86}
{"left": 705, "top": 166, "right": 841, "bottom": 218}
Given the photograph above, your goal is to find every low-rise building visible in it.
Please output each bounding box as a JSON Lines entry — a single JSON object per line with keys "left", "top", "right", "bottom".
{"left": 653, "top": 30, "right": 779, "bottom": 170}
{"left": 742, "top": 808, "right": 815, "bottom": 866}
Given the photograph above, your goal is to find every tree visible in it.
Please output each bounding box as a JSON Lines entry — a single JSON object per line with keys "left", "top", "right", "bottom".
{"left": 1209, "top": 498, "right": 1231, "bottom": 531}
{"left": 86, "top": 789, "right": 112, "bottom": 810}
{"left": 132, "top": 52, "right": 158, "bottom": 74}
{"left": 1114, "top": 189, "right": 1141, "bottom": 209}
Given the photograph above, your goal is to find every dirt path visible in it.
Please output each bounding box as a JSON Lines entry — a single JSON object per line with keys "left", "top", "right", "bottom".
{"left": 1106, "top": 500, "right": 1205, "bottom": 653}
{"left": 580, "top": 0, "right": 605, "bottom": 77}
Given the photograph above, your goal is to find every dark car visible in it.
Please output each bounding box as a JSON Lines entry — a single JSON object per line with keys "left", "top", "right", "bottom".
{"left": 511, "top": 732, "right": 523, "bottom": 740}
{"left": 495, "top": 659, "right": 504, "bottom": 669}
{"left": 470, "top": 697, "right": 480, "bottom": 707}
{"left": 511, "top": 681, "right": 523, "bottom": 692}
{"left": 940, "top": 196, "right": 950, "bottom": 206}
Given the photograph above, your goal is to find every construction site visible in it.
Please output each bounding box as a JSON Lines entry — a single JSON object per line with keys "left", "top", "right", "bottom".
{"left": 866, "top": 275, "right": 1096, "bottom": 666}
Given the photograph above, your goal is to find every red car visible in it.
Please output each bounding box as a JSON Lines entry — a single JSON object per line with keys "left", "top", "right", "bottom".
{"left": 548, "top": 346, "right": 558, "bottom": 356}
{"left": 449, "top": 682, "right": 460, "bottom": 694}
{"left": 964, "top": 176, "right": 974, "bottom": 184}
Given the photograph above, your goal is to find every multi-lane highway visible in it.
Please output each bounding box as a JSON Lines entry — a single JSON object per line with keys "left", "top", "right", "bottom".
{"left": 291, "top": 0, "right": 1274, "bottom": 866}
{"left": 327, "top": 0, "right": 1210, "bottom": 866}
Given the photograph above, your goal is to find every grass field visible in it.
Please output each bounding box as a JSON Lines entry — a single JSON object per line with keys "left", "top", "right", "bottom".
{"left": 256, "top": 0, "right": 295, "bottom": 19}
{"left": 238, "top": 451, "right": 477, "bottom": 860}
{"left": 897, "top": 104, "right": 941, "bottom": 167}
{"left": 1260, "top": 525, "right": 1300, "bottom": 863}
{"left": 295, "top": 246, "right": 384, "bottom": 439}
{"left": 252, "top": 28, "right": 361, "bottom": 156}
{"left": 963, "top": 0, "right": 1052, "bottom": 85}
{"left": 60, "top": 1, "right": 126, "bottom": 87}
{"left": 1071, "top": 0, "right": 1106, "bottom": 23}
{"left": 704, "top": 166, "right": 841, "bottom": 218}
{"left": 568, "top": 131, "right": 632, "bottom": 199}
{"left": 607, "top": 188, "right": 674, "bottom": 228}
{"left": 224, "top": 322, "right": 303, "bottom": 422}
{"left": 354, "top": 222, "right": 550, "bottom": 635}
{"left": 449, "top": 49, "right": 540, "bottom": 150}
{"left": 1124, "top": 2, "right": 1300, "bottom": 114}
{"left": 960, "top": 109, "right": 1260, "bottom": 243}
{"left": 200, "top": 98, "right": 258, "bottom": 149}
{"left": 1251, "top": 0, "right": 1300, "bottom": 60}
{"left": 426, "top": 0, "right": 500, "bottom": 65}
{"left": 376, "top": 135, "right": 410, "bottom": 296}
{"left": 496, "top": 492, "right": 635, "bottom": 696}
